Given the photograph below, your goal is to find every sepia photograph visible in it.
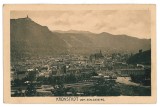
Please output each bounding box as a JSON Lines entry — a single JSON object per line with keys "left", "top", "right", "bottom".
{"left": 3, "top": 4, "right": 156, "bottom": 104}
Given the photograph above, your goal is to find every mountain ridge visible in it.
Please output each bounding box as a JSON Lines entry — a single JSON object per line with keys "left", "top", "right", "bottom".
{"left": 10, "top": 17, "right": 151, "bottom": 61}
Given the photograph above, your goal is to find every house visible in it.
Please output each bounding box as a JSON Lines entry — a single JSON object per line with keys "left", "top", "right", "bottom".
{"left": 119, "top": 68, "right": 145, "bottom": 76}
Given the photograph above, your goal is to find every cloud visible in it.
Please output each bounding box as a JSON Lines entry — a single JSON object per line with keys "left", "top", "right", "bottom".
{"left": 11, "top": 10, "right": 151, "bottom": 39}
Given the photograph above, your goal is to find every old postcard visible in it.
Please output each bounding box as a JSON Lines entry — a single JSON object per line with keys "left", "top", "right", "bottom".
{"left": 3, "top": 4, "right": 156, "bottom": 104}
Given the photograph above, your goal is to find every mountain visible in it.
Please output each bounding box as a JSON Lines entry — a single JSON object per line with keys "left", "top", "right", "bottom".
{"left": 54, "top": 30, "right": 93, "bottom": 34}
{"left": 54, "top": 31, "right": 151, "bottom": 54}
{"left": 10, "top": 17, "right": 151, "bottom": 61}
{"left": 10, "top": 17, "right": 67, "bottom": 61}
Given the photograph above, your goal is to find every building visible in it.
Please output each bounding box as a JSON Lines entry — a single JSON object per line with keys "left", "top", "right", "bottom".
{"left": 119, "top": 69, "right": 145, "bottom": 76}
{"left": 90, "top": 50, "right": 104, "bottom": 61}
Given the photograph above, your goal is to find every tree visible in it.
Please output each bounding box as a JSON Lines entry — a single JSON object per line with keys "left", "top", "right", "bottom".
{"left": 25, "top": 84, "right": 36, "bottom": 96}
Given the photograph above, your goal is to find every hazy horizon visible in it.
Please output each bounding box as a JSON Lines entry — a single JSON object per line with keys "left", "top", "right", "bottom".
{"left": 11, "top": 10, "right": 151, "bottom": 39}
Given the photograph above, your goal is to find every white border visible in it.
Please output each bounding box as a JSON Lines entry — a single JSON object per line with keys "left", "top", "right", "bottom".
{"left": 0, "top": 0, "right": 160, "bottom": 107}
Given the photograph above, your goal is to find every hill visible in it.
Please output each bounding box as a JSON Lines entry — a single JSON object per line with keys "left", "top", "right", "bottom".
{"left": 127, "top": 49, "right": 151, "bottom": 65}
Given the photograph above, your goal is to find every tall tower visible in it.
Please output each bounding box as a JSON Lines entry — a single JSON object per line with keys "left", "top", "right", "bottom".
{"left": 26, "top": 15, "right": 31, "bottom": 21}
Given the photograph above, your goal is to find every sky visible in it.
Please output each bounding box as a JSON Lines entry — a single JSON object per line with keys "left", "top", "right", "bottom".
{"left": 11, "top": 10, "right": 151, "bottom": 39}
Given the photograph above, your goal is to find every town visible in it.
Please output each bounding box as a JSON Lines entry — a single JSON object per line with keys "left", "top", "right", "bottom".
{"left": 11, "top": 50, "right": 151, "bottom": 96}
